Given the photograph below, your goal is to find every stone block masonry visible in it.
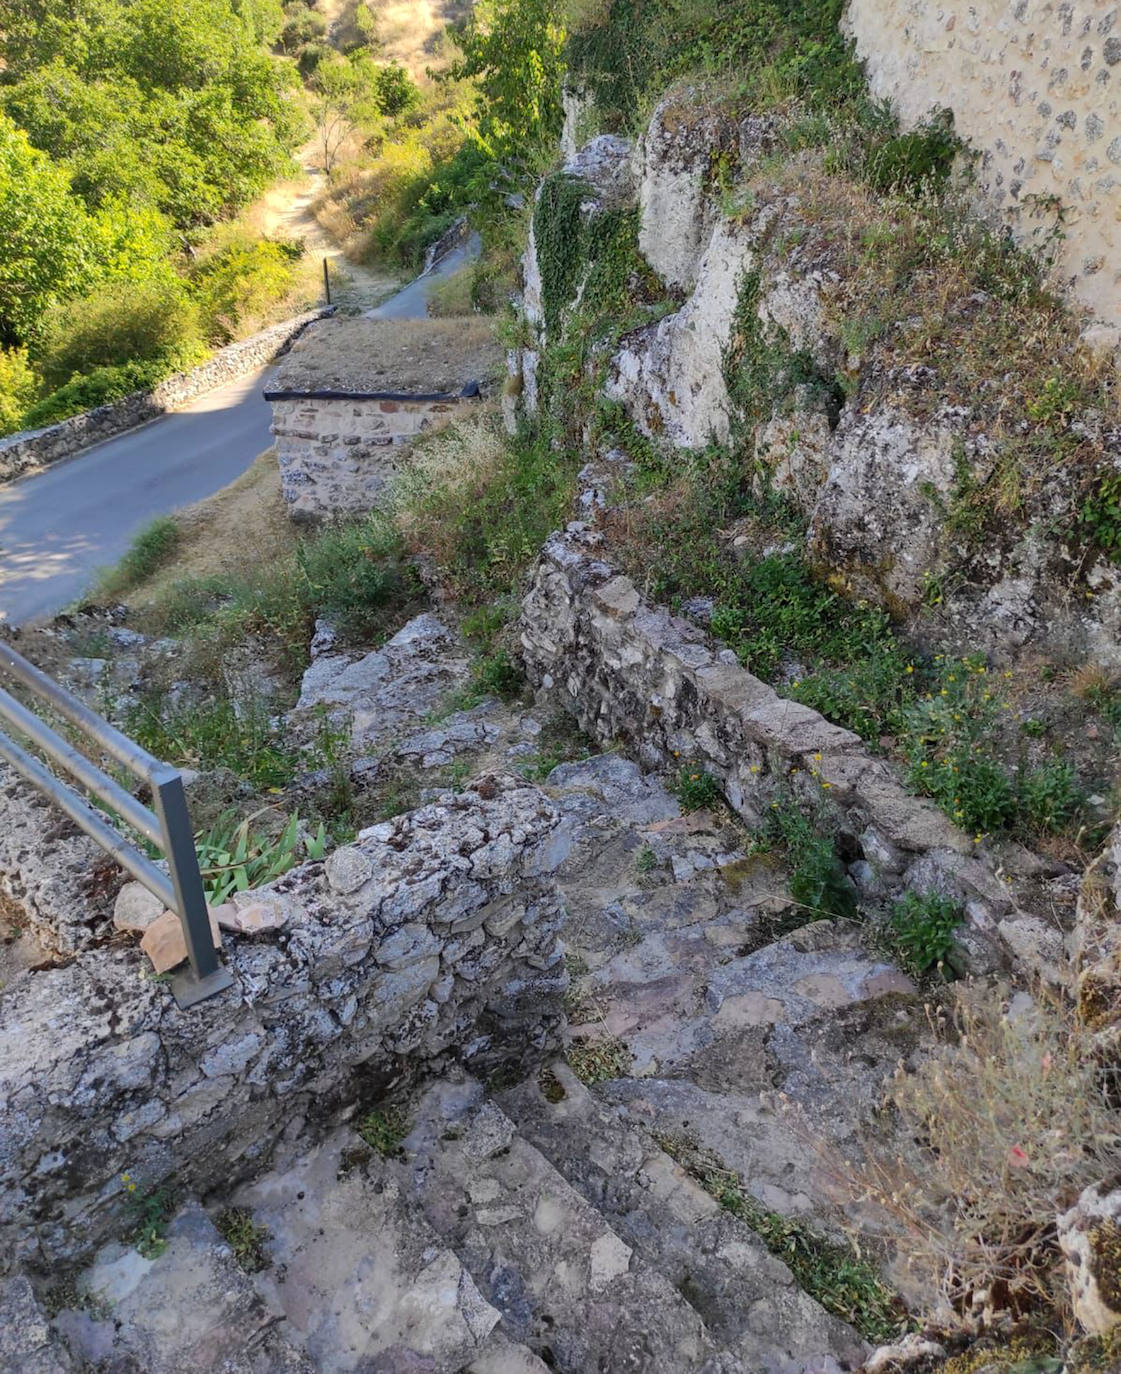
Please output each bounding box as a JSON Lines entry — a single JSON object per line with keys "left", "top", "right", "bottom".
{"left": 0, "top": 775, "right": 568, "bottom": 1269}
{"left": 0, "top": 310, "right": 332, "bottom": 485}
{"left": 269, "top": 388, "right": 480, "bottom": 524}
{"left": 521, "top": 526, "right": 1064, "bottom": 978}
{"left": 845, "top": 0, "right": 1121, "bottom": 331}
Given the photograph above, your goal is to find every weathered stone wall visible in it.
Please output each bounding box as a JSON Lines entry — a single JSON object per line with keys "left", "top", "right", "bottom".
{"left": 521, "top": 527, "right": 1064, "bottom": 979}
{"left": 270, "top": 393, "right": 476, "bottom": 524}
{"left": 0, "top": 775, "right": 568, "bottom": 1269}
{"left": 844, "top": 0, "right": 1121, "bottom": 330}
{"left": 0, "top": 311, "right": 331, "bottom": 485}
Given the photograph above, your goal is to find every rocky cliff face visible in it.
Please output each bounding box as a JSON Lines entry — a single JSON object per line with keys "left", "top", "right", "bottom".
{"left": 511, "top": 86, "right": 1121, "bottom": 671}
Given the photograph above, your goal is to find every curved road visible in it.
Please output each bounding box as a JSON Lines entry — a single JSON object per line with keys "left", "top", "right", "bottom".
{"left": 0, "top": 243, "right": 479, "bottom": 626}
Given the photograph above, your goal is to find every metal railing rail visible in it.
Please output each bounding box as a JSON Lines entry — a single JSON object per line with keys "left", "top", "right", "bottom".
{"left": 0, "top": 640, "right": 235, "bottom": 1009}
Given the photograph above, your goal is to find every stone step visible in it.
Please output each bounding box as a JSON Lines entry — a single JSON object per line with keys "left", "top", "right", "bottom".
{"left": 388, "top": 1075, "right": 747, "bottom": 1374}
{"left": 0, "top": 1275, "right": 75, "bottom": 1374}
{"left": 499, "top": 1062, "right": 869, "bottom": 1374}
{"left": 50, "top": 1202, "right": 316, "bottom": 1374}
{"left": 228, "top": 1126, "right": 519, "bottom": 1373}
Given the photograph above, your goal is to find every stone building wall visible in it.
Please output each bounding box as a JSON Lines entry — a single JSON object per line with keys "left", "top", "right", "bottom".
{"left": 844, "top": 0, "right": 1121, "bottom": 329}
{"left": 0, "top": 310, "right": 331, "bottom": 485}
{"left": 269, "top": 391, "right": 476, "bottom": 524}
{"left": 0, "top": 775, "right": 568, "bottom": 1268}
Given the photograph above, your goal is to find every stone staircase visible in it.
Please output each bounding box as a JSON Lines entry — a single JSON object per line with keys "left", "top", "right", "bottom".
{"left": 2, "top": 617, "right": 927, "bottom": 1372}
{"left": 21, "top": 1067, "right": 868, "bottom": 1374}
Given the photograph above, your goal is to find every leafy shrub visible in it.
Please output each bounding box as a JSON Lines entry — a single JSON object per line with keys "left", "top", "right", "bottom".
{"left": 21, "top": 357, "right": 171, "bottom": 428}
{"left": 0, "top": 345, "right": 38, "bottom": 433}
{"left": 97, "top": 516, "right": 181, "bottom": 599}
{"left": 375, "top": 62, "right": 421, "bottom": 117}
{"left": 903, "top": 657, "right": 1082, "bottom": 837}
{"left": 864, "top": 115, "right": 959, "bottom": 194}
{"left": 765, "top": 797, "right": 856, "bottom": 920}
{"left": 674, "top": 765, "right": 723, "bottom": 812}
{"left": 195, "top": 808, "right": 327, "bottom": 904}
{"left": 1078, "top": 469, "right": 1121, "bottom": 564}
{"left": 37, "top": 279, "right": 204, "bottom": 390}
{"left": 888, "top": 890, "right": 962, "bottom": 976}
{"left": 191, "top": 233, "right": 301, "bottom": 344}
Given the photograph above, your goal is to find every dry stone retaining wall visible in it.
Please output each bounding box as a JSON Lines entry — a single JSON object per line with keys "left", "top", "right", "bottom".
{"left": 269, "top": 390, "right": 478, "bottom": 524}
{"left": 0, "top": 775, "right": 568, "bottom": 1269}
{"left": 845, "top": 0, "right": 1121, "bottom": 331}
{"left": 521, "top": 526, "right": 1061, "bottom": 976}
{"left": 0, "top": 310, "right": 331, "bottom": 485}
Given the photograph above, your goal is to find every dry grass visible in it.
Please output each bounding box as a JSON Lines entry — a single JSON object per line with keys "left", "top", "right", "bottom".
{"left": 111, "top": 450, "right": 297, "bottom": 611}
{"left": 362, "top": 0, "right": 470, "bottom": 78}
{"left": 392, "top": 407, "right": 505, "bottom": 530}
{"left": 839, "top": 982, "right": 1121, "bottom": 1334}
{"left": 745, "top": 152, "right": 1116, "bottom": 524}
{"left": 273, "top": 316, "right": 502, "bottom": 393}
{"left": 425, "top": 264, "right": 476, "bottom": 317}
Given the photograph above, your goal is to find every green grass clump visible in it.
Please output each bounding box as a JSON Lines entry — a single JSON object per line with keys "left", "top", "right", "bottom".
{"left": 654, "top": 1133, "right": 906, "bottom": 1344}
{"left": 888, "top": 890, "right": 962, "bottom": 977}
{"left": 215, "top": 1207, "right": 271, "bottom": 1273}
{"left": 356, "top": 1107, "right": 409, "bottom": 1158}
{"left": 127, "top": 695, "right": 299, "bottom": 792}
{"left": 765, "top": 797, "right": 856, "bottom": 921}
{"left": 674, "top": 765, "right": 722, "bottom": 812}
{"left": 141, "top": 514, "right": 423, "bottom": 672}
{"left": 97, "top": 516, "right": 181, "bottom": 599}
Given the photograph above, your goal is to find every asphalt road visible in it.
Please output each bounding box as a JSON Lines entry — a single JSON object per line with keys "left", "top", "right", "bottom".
{"left": 0, "top": 369, "right": 276, "bottom": 626}
{"left": 0, "top": 236, "right": 483, "bottom": 628}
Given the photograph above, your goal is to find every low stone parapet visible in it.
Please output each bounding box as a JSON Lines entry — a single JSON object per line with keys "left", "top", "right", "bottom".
{"left": 0, "top": 774, "right": 568, "bottom": 1269}
{"left": 0, "top": 310, "right": 331, "bottom": 485}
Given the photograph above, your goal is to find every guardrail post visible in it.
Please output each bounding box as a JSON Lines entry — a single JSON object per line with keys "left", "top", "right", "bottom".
{"left": 150, "top": 765, "right": 236, "bottom": 1009}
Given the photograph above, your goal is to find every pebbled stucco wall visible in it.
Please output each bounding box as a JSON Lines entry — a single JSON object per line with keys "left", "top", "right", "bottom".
{"left": 844, "top": 0, "right": 1121, "bottom": 327}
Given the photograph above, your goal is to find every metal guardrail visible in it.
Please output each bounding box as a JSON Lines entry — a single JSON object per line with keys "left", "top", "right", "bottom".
{"left": 0, "top": 641, "right": 235, "bottom": 1009}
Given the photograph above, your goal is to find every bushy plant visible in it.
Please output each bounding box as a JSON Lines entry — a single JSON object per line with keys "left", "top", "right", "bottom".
{"left": 765, "top": 796, "right": 856, "bottom": 920}
{"left": 0, "top": 345, "right": 38, "bottom": 433}
{"left": 674, "top": 765, "right": 723, "bottom": 812}
{"left": 888, "top": 890, "right": 962, "bottom": 977}
{"left": 194, "top": 808, "right": 327, "bottom": 904}
{"left": 21, "top": 357, "right": 171, "bottom": 428}
{"left": 847, "top": 983, "right": 1121, "bottom": 1332}
{"left": 37, "top": 279, "right": 204, "bottom": 390}
{"left": 190, "top": 233, "right": 300, "bottom": 343}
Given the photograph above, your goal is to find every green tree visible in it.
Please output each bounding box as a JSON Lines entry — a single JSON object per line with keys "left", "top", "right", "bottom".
{"left": 311, "top": 54, "right": 384, "bottom": 174}
{"left": 0, "top": 113, "right": 93, "bottom": 343}
{"left": 448, "top": 0, "right": 566, "bottom": 195}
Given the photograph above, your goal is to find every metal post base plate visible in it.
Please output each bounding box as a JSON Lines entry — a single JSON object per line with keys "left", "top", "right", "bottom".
{"left": 171, "top": 964, "right": 237, "bottom": 1010}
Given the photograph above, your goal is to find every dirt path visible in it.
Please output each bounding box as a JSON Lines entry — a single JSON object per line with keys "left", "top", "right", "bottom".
{"left": 257, "top": 168, "right": 400, "bottom": 314}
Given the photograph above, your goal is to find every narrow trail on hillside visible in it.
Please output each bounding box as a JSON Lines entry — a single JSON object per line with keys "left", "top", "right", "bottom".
{"left": 255, "top": 0, "right": 403, "bottom": 312}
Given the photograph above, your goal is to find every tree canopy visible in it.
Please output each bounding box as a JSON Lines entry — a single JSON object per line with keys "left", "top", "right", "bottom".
{"left": 0, "top": 0, "right": 300, "bottom": 229}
